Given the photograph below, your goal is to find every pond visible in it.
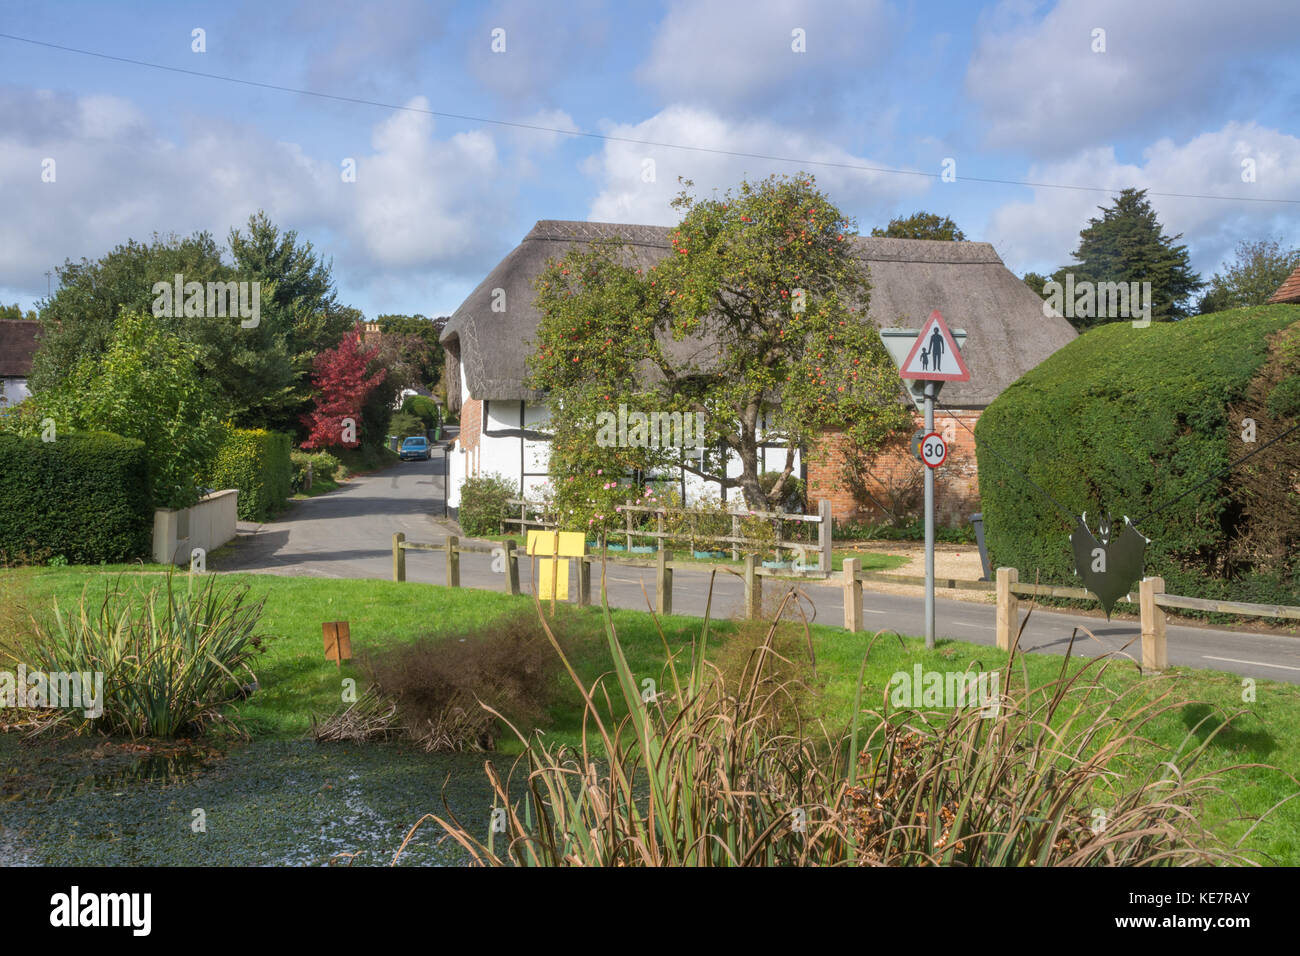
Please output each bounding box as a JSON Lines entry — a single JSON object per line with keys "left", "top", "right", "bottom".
{"left": 0, "top": 734, "right": 504, "bottom": 866}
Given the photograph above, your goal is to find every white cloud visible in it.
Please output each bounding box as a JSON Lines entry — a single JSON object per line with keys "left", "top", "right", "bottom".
{"left": 638, "top": 0, "right": 891, "bottom": 112}
{"left": 985, "top": 122, "right": 1300, "bottom": 277}
{"left": 583, "top": 105, "right": 930, "bottom": 226}
{"left": 966, "top": 0, "right": 1300, "bottom": 154}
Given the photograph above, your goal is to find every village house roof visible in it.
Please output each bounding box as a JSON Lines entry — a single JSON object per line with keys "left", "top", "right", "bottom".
{"left": 441, "top": 220, "right": 1077, "bottom": 410}
{"left": 1268, "top": 264, "right": 1300, "bottom": 304}
{"left": 0, "top": 319, "right": 40, "bottom": 378}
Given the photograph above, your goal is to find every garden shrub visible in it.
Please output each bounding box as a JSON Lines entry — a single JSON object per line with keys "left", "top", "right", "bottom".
{"left": 458, "top": 472, "right": 518, "bottom": 537}
{"left": 389, "top": 410, "right": 425, "bottom": 440}
{"left": 206, "top": 426, "right": 292, "bottom": 521}
{"left": 290, "top": 450, "right": 343, "bottom": 492}
{"left": 975, "top": 305, "right": 1300, "bottom": 607}
{"left": 401, "top": 394, "right": 439, "bottom": 428}
{"left": 0, "top": 431, "right": 151, "bottom": 564}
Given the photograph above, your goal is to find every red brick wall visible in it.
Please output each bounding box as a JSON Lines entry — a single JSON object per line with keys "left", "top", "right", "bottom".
{"left": 459, "top": 397, "right": 482, "bottom": 455}
{"left": 807, "top": 410, "right": 982, "bottom": 527}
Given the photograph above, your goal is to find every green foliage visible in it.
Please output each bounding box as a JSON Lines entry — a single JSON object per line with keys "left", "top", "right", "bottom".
{"left": 388, "top": 410, "right": 425, "bottom": 440}
{"left": 377, "top": 315, "right": 448, "bottom": 389}
{"left": 24, "top": 311, "right": 224, "bottom": 509}
{"left": 206, "top": 426, "right": 292, "bottom": 522}
{"left": 458, "top": 472, "right": 518, "bottom": 537}
{"left": 1198, "top": 238, "right": 1300, "bottom": 314}
{"left": 24, "top": 573, "right": 264, "bottom": 737}
{"left": 975, "top": 306, "right": 1300, "bottom": 604}
{"left": 835, "top": 517, "right": 977, "bottom": 544}
{"left": 0, "top": 432, "right": 151, "bottom": 564}
{"left": 528, "top": 173, "right": 911, "bottom": 509}
{"left": 870, "top": 211, "right": 967, "bottom": 241}
{"left": 29, "top": 212, "right": 356, "bottom": 435}
{"left": 0, "top": 302, "right": 38, "bottom": 321}
{"left": 289, "top": 450, "right": 343, "bottom": 492}
{"left": 1059, "top": 188, "right": 1203, "bottom": 327}
{"left": 401, "top": 394, "right": 440, "bottom": 427}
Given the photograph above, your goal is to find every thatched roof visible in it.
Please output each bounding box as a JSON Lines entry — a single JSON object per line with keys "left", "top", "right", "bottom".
{"left": 0, "top": 320, "right": 39, "bottom": 378}
{"left": 441, "top": 220, "right": 1076, "bottom": 410}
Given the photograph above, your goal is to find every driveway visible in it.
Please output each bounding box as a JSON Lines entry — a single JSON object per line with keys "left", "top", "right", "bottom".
{"left": 215, "top": 449, "right": 1300, "bottom": 684}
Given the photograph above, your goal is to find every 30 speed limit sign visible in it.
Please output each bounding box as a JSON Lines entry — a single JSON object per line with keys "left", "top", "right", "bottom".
{"left": 919, "top": 432, "right": 947, "bottom": 468}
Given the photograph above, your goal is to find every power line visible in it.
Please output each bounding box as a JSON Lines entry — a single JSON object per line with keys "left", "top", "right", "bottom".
{"left": 3, "top": 31, "right": 1299, "bottom": 207}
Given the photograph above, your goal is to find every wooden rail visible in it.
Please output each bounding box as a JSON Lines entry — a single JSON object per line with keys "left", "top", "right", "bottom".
{"left": 390, "top": 538, "right": 1300, "bottom": 668}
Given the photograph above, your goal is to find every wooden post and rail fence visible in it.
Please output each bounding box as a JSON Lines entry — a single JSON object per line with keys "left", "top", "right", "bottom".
{"left": 391, "top": 533, "right": 1300, "bottom": 674}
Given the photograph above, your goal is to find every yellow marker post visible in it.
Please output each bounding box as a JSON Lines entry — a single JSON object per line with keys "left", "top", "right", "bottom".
{"left": 526, "top": 531, "right": 587, "bottom": 612}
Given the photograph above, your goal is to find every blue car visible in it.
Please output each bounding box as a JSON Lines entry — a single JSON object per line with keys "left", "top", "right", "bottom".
{"left": 399, "top": 436, "right": 431, "bottom": 461}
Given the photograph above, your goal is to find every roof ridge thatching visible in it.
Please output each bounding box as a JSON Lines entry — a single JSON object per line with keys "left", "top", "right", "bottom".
{"left": 442, "top": 219, "right": 1077, "bottom": 410}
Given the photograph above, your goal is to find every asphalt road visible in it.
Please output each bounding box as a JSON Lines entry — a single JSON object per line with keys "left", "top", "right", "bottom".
{"left": 215, "top": 449, "right": 1300, "bottom": 684}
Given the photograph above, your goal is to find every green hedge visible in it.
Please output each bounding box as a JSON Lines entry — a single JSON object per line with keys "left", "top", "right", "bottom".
{"left": 0, "top": 431, "right": 152, "bottom": 564}
{"left": 290, "top": 450, "right": 343, "bottom": 492}
{"left": 206, "top": 427, "right": 292, "bottom": 522}
{"left": 401, "top": 394, "right": 439, "bottom": 428}
{"left": 975, "top": 305, "right": 1300, "bottom": 607}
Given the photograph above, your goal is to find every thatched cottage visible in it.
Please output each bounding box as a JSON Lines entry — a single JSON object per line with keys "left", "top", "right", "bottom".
{"left": 440, "top": 220, "right": 1077, "bottom": 523}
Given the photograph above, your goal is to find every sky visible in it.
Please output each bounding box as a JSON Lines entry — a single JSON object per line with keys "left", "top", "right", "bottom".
{"left": 1, "top": 0, "right": 1298, "bottom": 320}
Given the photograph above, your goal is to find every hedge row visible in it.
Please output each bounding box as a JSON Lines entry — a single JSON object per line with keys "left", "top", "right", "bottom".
{"left": 975, "top": 305, "right": 1300, "bottom": 607}
{"left": 0, "top": 431, "right": 152, "bottom": 564}
{"left": 206, "top": 426, "right": 292, "bottom": 522}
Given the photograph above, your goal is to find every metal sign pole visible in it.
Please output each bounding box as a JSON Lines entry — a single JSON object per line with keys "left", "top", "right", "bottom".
{"left": 924, "top": 381, "right": 936, "bottom": 650}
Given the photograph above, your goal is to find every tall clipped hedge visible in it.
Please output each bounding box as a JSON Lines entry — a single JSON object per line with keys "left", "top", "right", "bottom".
{"left": 206, "top": 427, "right": 292, "bottom": 522}
{"left": 975, "top": 305, "right": 1300, "bottom": 606}
{"left": 0, "top": 431, "right": 152, "bottom": 563}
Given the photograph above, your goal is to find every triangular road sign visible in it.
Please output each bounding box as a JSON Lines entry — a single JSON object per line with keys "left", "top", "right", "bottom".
{"left": 897, "top": 310, "right": 971, "bottom": 382}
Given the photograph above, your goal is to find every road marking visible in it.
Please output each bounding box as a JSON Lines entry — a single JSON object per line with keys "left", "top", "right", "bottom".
{"left": 860, "top": 608, "right": 887, "bottom": 615}
{"left": 952, "top": 621, "right": 988, "bottom": 629}
{"left": 1202, "top": 655, "right": 1300, "bottom": 673}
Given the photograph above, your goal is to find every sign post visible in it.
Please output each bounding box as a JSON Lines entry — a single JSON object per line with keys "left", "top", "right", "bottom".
{"left": 880, "top": 310, "right": 970, "bottom": 649}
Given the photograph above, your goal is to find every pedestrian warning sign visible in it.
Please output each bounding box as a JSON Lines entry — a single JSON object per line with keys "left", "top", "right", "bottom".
{"left": 898, "top": 310, "right": 971, "bottom": 382}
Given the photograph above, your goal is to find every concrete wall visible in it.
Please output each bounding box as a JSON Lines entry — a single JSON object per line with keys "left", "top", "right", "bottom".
{"left": 152, "top": 489, "right": 239, "bottom": 566}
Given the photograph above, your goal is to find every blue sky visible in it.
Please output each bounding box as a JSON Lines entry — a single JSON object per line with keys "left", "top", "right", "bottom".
{"left": 2, "top": 0, "right": 1298, "bottom": 320}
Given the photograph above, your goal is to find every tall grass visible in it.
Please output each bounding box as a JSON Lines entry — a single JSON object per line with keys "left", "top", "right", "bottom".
{"left": 406, "top": 571, "right": 1269, "bottom": 866}
{"left": 13, "top": 572, "right": 264, "bottom": 738}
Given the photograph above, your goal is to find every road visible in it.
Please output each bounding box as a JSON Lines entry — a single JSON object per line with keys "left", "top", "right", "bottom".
{"left": 214, "top": 449, "right": 1300, "bottom": 684}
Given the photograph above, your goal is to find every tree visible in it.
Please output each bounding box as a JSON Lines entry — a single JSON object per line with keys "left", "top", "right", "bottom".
{"left": 528, "top": 173, "right": 912, "bottom": 510}
{"left": 871, "top": 212, "right": 967, "bottom": 242}
{"left": 0, "top": 303, "right": 38, "bottom": 320}
{"left": 1197, "top": 238, "right": 1300, "bottom": 314}
{"left": 1061, "top": 188, "right": 1203, "bottom": 328}
{"left": 29, "top": 311, "right": 225, "bottom": 509}
{"left": 375, "top": 314, "right": 447, "bottom": 389}
{"left": 300, "top": 324, "right": 387, "bottom": 451}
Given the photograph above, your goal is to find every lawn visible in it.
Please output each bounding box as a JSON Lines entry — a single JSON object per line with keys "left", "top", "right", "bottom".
{"left": 6, "top": 564, "right": 1300, "bottom": 864}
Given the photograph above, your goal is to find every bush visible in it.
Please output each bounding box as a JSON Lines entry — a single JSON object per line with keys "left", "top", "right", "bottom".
{"left": 290, "top": 450, "right": 343, "bottom": 493}
{"left": 389, "top": 410, "right": 425, "bottom": 440}
{"left": 835, "top": 518, "right": 976, "bottom": 544}
{"left": 458, "top": 472, "right": 517, "bottom": 537}
{"left": 759, "top": 470, "right": 807, "bottom": 513}
{"left": 355, "top": 608, "right": 567, "bottom": 751}
{"left": 206, "top": 426, "right": 292, "bottom": 522}
{"left": 23, "top": 573, "right": 265, "bottom": 737}
{"left": 975, "top": 305, "right": 1300, "bottom": 606}
{"left": 0, "top": 431, "right": 151, "bottom": 564}
{"left": 402, "top": 394, "right": 439, "bottom": 428}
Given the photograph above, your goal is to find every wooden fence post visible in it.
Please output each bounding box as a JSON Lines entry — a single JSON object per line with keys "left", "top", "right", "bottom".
{"left": 744, "top": 553, "right": 761, "bottom": 620}
{"left": 731, "top": 514, "right": 741, "bottom": 562}
{"left": 657, "top": 549, "right": 673, "bottom": 616}
{"left": 625, "top": 500, "right": 634, "bottom": 552}
{"left": 995, "top": 566, "right": 1018, "bottom": 652}
{"left": 577, "top": 557, "right": 591, "bottom": 607}
{"left": 505, "top": 539, "right": 520, "bottom": 596}
{"left": 842, "top": 557, "right": 862, "bottom": 632}
{"left": 392, "top": 532, "right": 406, "bottom": 582}
{"left": 1140, "top": 576, "right": 1168, "bottom": 672}
{"left": 818, "top": 499, "right": 833, "bottom": 573}
{"left": 446, "top": 534, "right": 460, "bottom": 588}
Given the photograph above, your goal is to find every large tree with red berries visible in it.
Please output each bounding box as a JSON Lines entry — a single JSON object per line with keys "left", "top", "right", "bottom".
{"left": 301, "top": 324, "right": 387, "bottom": 450}
{"left": 528, "top": 173, "right": 910, "bottom": 509}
